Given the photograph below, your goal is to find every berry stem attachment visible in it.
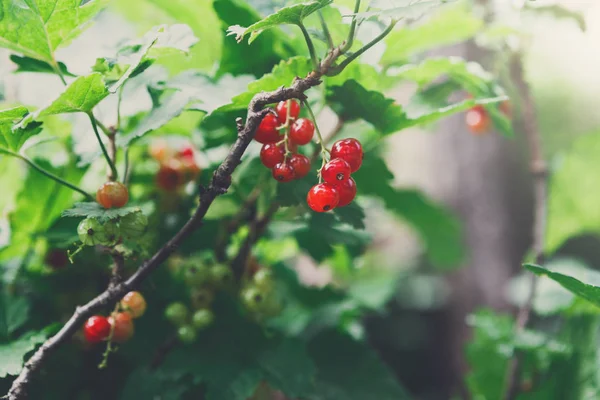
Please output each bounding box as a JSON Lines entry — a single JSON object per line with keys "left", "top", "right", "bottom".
{"left": 98, "top": 304, "right": 120, "bottom": 369}
{"left": 298, "top": 22, "right": 319, "bottom": 70}
{"left": 302, "top": 100, "right": 328, "bottom": 182}
{"left": 88, "top": 113, "right": 119, "bottom": 182}
{"left": 6, "top": 151, "right": 94, "bottom": 201}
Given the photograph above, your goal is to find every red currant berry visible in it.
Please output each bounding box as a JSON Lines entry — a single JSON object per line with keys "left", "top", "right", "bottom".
{"left": 322, "top": 158, "right": 351, "bottom": 183}
{"left": 179, "top": 146, "right": 194, "bottom": 159}
{"left": 334, "top": 177, "right": 357, "bottom": 207}
{"left": 330, "top": 139, "right": 363, "bottom": 173}
{"left": 255, "top": 113, "right": 280, "bottom": 144}
{"left": 260, "top": 143, "right": 285, "bottom": 168}
{"left": 120, "top": 291, "right": 147, "bottom": 319}
{"left": 275, "top": 100, "right": 300, "bottom": 124}
{"left": 272, "top": 162, "right": 296, "bottom": 182}
{"left": 307, "top": 183, "right": 339, "bottom": 212}
{"left": 83, "top": 315, "right": 111, "bottom": 344}
{"left": 466, "top": 106, "right": 490, "bottom": 134}
{"left": 109, "top": 312, "right": 134, "bottom": 343}
{"left": 289, "top": 118, "right": 314, "bottom": 145}
{"left": 156, "top": 161, "right": 183, "bottom": 191}
{"left": 96, "top": 181, "right": 129, "bottom": 209}
{"left": 289, "top": 154, "right": 311, "bottom": 179}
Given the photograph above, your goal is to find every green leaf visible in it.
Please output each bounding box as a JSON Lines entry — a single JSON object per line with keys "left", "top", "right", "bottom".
{"left": 333, "top": 203, "right": 366, "bottom": 230}
{"left": 0, "top": 107, "right": 42, "bottom": 152}
{"left": 228, "top": 0, "right": 332, "bottom": 44}
{"left": 307, "top": 330, "right": 410, "bottom": 400}
{"left": 0, "top": 330, "right": 49, "bottom": 378}
{"left": 95, "top": 24, "right": 199, "bottom": 93}
{"left": 61, "top": 202, "right": 143, "bottom": 223}
{"left": 545, "top": 132, "right": 600, "bottom": 254}
{"left": 381, "top": 5, "right": 484, "bottom": 66}
{"left": 0, "top": 0, "right": 108, "bottom": 64}
{"left": 215, "top": 0, "right": 294, "bottom": 77}
{"left": 114, "top": 0, "right": 222, "bottom": 73}
{"left": 523, "top": 3, "right": 586, "bottom": 32}
{"left": 525, "top": 264, "right": 600, "bottom": 310}
{"left": 40, "top": 73, "right": 109, "bottom": 116}
{"left": 159, "top": 312, "right": 316, "bottom": 400}
{"left": 220, "top": 56, "right": 313, "bottom": 111}
{"left": 120, "top": 369, "right": 188, "bottom": 400}
{"left": 354, "top": 0, "right": 447, "bottom": 20}
{"left": 0, "top": 292, "right": 30, "bottom": 339}
{"left": 9, "top": 55, "right": 75, "bottom": 77}
{"left": 353, "top": 153, "right": 463, "bottom": 268}
{"left": 327, "top": 79, "right": 507, "bottom": 137}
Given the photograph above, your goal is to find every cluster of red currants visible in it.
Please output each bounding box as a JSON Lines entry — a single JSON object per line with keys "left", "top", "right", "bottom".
{"left": 83, "top": 291, "right": 146, "bottom": 344}
{"left": 307, "top": 138, "right": 362, "bottom": 212}
{"left": 465, "top": 99, "right": 511, "bottom": 134}
{"left": 257, "top": 100, "right": 313, "bottom": 182}
{"left": 149, "top": 142, "right": 201, "bottom": 191}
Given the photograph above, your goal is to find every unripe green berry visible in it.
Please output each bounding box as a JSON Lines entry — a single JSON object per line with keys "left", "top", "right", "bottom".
{"left": 103, "top": 220, "right": 121, "bottom": 246}
{"left": 190, "top": 288, "right": 214, "bottom": 309}
{"left": 252, "top": 268, "right": 273, "bottom": 290}
{"left": 165, "top": 302, "right": 189, "bottom": 326}
{"left": 210, "top": 264, "right": 233, "bottom": 286}
{"left": 241, "top": 286, "right": 265, "bottom": 313}
{"left": 184, "top": 264, "right": 211, "bottom": 287}
{"left": 177, "top": 325, "right": 197, "bottom": 344}
{"left": 77, "top": 218, "right": 109, "bottom": 246}
{"left": 191, "top": 309, "right": 214, "bottom": 330}
{"left": 120, "top": 211, "right": 148, "bottom": 239}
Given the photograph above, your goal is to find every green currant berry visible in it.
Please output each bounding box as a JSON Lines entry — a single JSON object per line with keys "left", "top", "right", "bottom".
{"left": 184, "top": 264, "right": 211, "bottom": 287}
{"left": 190, "top": 288, "right": 215, "bottom": 309}
{"left": 165, "top": 302, "right": 189, "bottom": 326}
{"left": 177, "top": 325, "right": 197, "bottom": 344}
{"left": 252, "top": 269, "right": 273, "bottom": 290}
{"left": 210, "top": 264, "right": 233, "bottom": 286}
{"left": 241, "top": 286, "right": 266, "bottom": 313}
{"left": 120, "top": 211, "right": 148, "bottom": 239}
{"left": 77, "top": 218, "right": 109, "bottom": 246}
{"left": 191, "top": 309, "right": 214, "bottom": 330}
{"left": 103, "top": 220, "right": 121, "bottom": 246}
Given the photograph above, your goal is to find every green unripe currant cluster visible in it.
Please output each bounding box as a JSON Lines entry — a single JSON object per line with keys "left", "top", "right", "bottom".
{"left": 240, "top": 268, "right": 282, "bottom": 321}
{"left": 77, "top": 211, "right": 148, "bottom": 248}
{"left": 164, "top": 259, "right": 231, "bottom": 344}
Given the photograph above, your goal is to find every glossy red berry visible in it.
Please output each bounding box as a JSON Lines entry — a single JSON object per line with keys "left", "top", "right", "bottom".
{"left": 307, "top": 183, "right": 339, "bottom": 212}
{"left": 83, "top": 316, "right": 111, "bottom": 344}
{"left": 466, "top": 106, "right": 490, "bottom": 134}
{"left": 322, "top": 158, "right": 351, "bottom": 183}
{"left": 275, "top": 100, "right": 300, "bottom": 124}
{"left": 289, "top": 118, "right": 314, "bottom": 145}
{"left": 109, "top": 312, "right": 134, "bottom": 343}
{"left": 334, "top": 177, "right": 357, "bottom": 207}
{"left": 289, "top": 154, "right": 311, "bottom": 179}
{"left": 96, "top": 181, "right": 129, "bottom": 209}
{"left": 260, "top": 143, "right": 285, "bottom": 168}
{"left": 330, "top": 139, "right": 363, "bottom": 173}
{"left": 272, "top": 162, "right": 295, "bottom": 182}
{"left": 255, "top": 113, "right": 280, "bottom": 144}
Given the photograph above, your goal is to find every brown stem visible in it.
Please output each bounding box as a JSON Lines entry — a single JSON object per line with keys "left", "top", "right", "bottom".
{"left": 6, "top": 44, "right": 346, "bottom": 400}
{"left": 502, "top": 51, "right": 548, "bottom": 400}
{"left": 107, "top": 127, "right": 117, "bottom": 182}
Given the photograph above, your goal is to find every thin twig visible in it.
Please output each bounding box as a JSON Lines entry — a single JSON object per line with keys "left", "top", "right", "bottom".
{"left": 7, "top": 45, "right": 350, "bottom": 400}
{"left": 231, "top": 202, "right": 280, "bottom": 279}
{"left": 88, "top": 113, "right": 119, "bottom": 181}
{"left": 502, "top": 51, "right": 548, "bottom": 400}
{"left": 6, "top": 151, "right": 93, "bottom": 201}
{"left": 150, "top": 336, "right": 178, "bottom": 370}
{"left": 311, "top": 116, "right": 344, "bottom": 162}
{"left": 107, "top": 128, "right": 117, "bottom": 182}
{"left": 298, "top": 22, "right": 319, "bottom": 69}
{"left": 341, "top": 0, "right": 361, "bottom": 52}
{"left": 108, "top": 252, "right": 125, "bottom": 290}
